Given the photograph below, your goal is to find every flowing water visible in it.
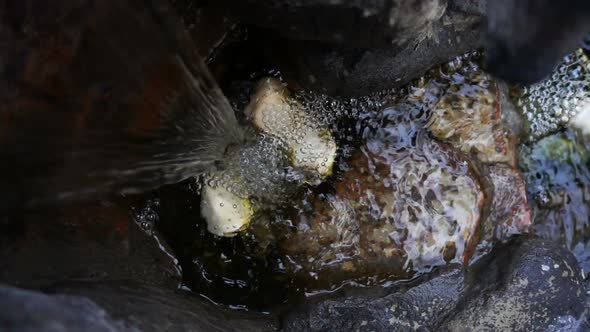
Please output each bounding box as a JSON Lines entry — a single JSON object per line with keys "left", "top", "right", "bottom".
{"left": 137, "top": 51, "right": 590, "bottom": 310}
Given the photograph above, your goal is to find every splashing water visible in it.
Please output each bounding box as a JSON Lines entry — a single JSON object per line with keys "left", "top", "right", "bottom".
{"left": 515, "top": 48, "right": 590, "bottom": 142}
{"left": 0, "top": 2, "right": 247, "bottom": 208}
{"left": 152, "top": 49, "right": 590, "bottom": 309}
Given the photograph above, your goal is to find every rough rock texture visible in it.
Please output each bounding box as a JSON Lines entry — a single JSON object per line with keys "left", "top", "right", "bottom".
{"left": 0, "top": 285, "right": 133, "bottom": 332}
{"left": 485, "top": 164, "right": 531, "bottom": 240}
{"left": 484, "top": 0, "right": 590, "bottom": 85}
{"left": 282, "top": 268, "right": 464, "bottom": 331}
{"left": 281, "top": 238, "right": 586, "bottom": 331}
{"left": 443, "top": 239, "right": 586, "bottom": 331}
{"left": 0, "top": 282, "right": 276, "bottom": 332}
{"left": 519, "top": 129, "right": 590, "bottom": 246}
{"left": 279, "top": 134, "right": 484, "bottom": 286}
{"left": 46, "top": 281, "right": 277, "bottom": 332}
{"left": 220, "top": 0, "right": 447, "bottom": 47}
{"left": 273, "top": 9, "right": 484, "bottom": 96}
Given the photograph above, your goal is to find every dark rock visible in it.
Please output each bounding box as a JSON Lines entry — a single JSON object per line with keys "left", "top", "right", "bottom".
{"left": 484, "top": 0, "right": 590, "bottom": 85}
{"left": 169, "top": 0, "right": 240, "bottom": 60}
{"left": 282, "top": 268, "right": 464, "bottom": 331}
{"left": 271, "top": 9, "right": 483, "bottom": 96}
{"left": 518, "top": 129, "right": 590, "bottom": 246}
{"left": 46, "top": 281, "right": 277, "bottom": 332}
{"left": 0, "top": 282, "right": 277, "bottom": 332}
{"left": 449, "top": 0, "right": 485, "bottom": 15}
{"left": 0, "top": 285, "right": 133, "bottom": 332}
{"left": 221, "top": 0, "right": 447, "bottom": 47}
{"left": 281, "top": 238, "right": 586, "bottom": 331}
{"left": 0, "top": 203, "right": 180, "bottom": 289}
{"left": 443, "top": 238, "right": 586, "bottom": 331}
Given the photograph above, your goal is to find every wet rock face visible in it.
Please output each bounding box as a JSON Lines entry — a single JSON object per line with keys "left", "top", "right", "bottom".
{"left": 169, "top": 53, "right": 532, "bottom": 302}
{"left": 486, "top": 164, "right": 531, "bottom": 239}
{"left": 0, "top": 282, "right": 277, "bottom": 332}
{"left": 280, "top": 116, "right": 484, "bottom": 284}
{"left": 484, "top": 0, "right": 590, "bottom": 85}
{"left": 283, "top": 268, "right": 464, "bottom": 331}
{"left": 0, "top": 285, "right": 132, "bottom": 332}
{"left": 519, "top": 129, "right": 590, "bottom": 246}
{"left": 220, "top": 0, "right": 447, "bottom": 47}
{"left": 282, "top": 238, "right": 586, "bottom": 331}
{"left": 275, "top": 9, "right": 483, "bottom": 96}
{"left": 444, "top": 239, "right": 586, "bottom": 331}
{"left": 427, "top": 57, "right": 515, "bottom": 165}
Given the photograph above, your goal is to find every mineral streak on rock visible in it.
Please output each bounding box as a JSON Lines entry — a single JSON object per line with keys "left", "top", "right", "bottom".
{"left": 486, "top": 164, "right": 531, "bottom": 239}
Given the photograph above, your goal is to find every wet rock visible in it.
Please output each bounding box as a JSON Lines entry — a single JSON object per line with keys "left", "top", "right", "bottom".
{"left": 282, "top": 268, "right": 464, "bottom": 331}
{"left": 245, "top": 78, "right": 338, "bottom": 178}
{"left": 0, "top": 285, "right": 132, "bottom": 332}
{"left": 169, "top": 0, "right": 239, "bottom": 59}
{"left": 573, "top": 239, "right": 590, "bottom": 276}
{"left": 443, "top": 238, "right": 586, "bottom": 331}
{"left": 485, "top": 164, "right": 531, "bottom": 240}
{"left": 426, "top": 55, "right": 516, "bottom": 165}
{"left": 0, "top": 282, "right": 277, "bottom": 332}
{"left": 518, "top": 129, "right": 590, "bottom": 246}
{"left": 277, "top": 106, "right": 484, "bottom": 287}
{"left": 0, "top": 0, "right": 242, "bottom": 209}
{"left": 46, "top": 281, "right": 277, "bottom": 332}
{"left": 271, "top": 9, "right": 483, "bottom": 96}
{"left": 0, "top": 201, "right": 180, "bottom": 289}
{"left": 448, "top": 0, "right": 485, "bottom": 15}
{"left": 484, "top": 0, "right": 590, "bottom": 85}
{"left": 220, "top": 0, "right": 447, "bottom": 47}
{"left": 282, "top": 238, "right": 586, "bottom": 331}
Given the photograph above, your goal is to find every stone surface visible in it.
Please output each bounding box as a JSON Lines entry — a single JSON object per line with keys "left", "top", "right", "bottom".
{"left": 519, "top": 129, "right": 590, "bottom": 246}
{"left": 0, "top": 285, "right": 133, "bottom": 332}
{"left": 484, "top": 0, "right": 590, "bottom": 85}
{"left": 282, "top": 238, "right": 586, "bottom": 331}
{"left": 0, "top": 282, "right": 276, "bottom": 332}
{"left": 443, "top": 238, "right": 586, "bottom": 331}
{"left": 220, "top": 0, "right": 447, "bottom": 47}
{"left": 46, "top": 281, "right": 277, "bottom": 332}
{"left": 271, "top": 9, "right": 483, "bottom": 96}
{"left": 282, "top": 268, "right": 464, "bottom": 331}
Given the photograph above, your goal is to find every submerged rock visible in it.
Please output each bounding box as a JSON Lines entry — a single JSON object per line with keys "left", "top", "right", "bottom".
{"left": 194, "top": 52, "right": 532, "bottom": 296}
{"left": 427, "top": 57, "right": 516, "bottom": 165}
{"left": 519, "top": 129, "right": 590, "bottom": 246}
{"left": 279, "top": 123, "right": 483, "bottom": 285}
{"left": 486, "top": 164, "right": 531, "bottom": 240}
